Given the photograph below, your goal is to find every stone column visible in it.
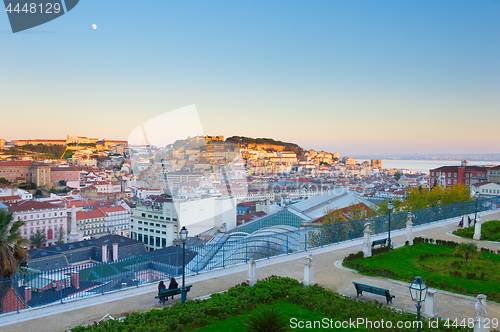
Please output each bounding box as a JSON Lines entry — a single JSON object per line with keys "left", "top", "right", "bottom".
{"left": 303, "top": 253, "right": 314, "bottom": 286}
{"left": 406, "top": 213, "right": 414, "bottom": 245}
{"left": 113, "top": 243, "right": 119, "bottom": 261}
{"left": 473, "top": 218, "right": 482, "bottom": 240}
{"left": 246, "top": 258, "right": 257, "bottom": 286}
{"left": 424, "top": 289, "right": 438, "bottom": 318}
{"left": 474, "top": 294, "right": 488, "bottom": 332}
{"left": 102, "top": 244, "right": 108, "bottom": 263}
{"left": 68, "top": 205, "right": 78, "bottom": 243}
{"left": 363, "top": 222, "right": 372, "bottom": 258}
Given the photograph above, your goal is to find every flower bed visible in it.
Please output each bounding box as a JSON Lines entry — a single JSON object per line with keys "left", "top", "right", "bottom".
{"left": 71, "top": 276, "right": 469, "bottom": 332}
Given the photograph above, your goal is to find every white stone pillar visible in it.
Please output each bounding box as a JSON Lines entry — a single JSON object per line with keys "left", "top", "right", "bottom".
{"left": 424, "top": 289, "right": 438, "bottom": 318}
{"left": 474, "top": 294, "right": 488, "bottom": 332}
{"left": 68, "top": 205, "right": 78, "bottom": 243}
{"left": 406, "top": 213, "right": 414, "bottom": 245}
{"left": 102, "top": 244, "right": 108, "bottom": 263}
{"left": 112, "top": 243, "right": 118, "bottom": 261}
{"left": 473, "top": 218, "right": 482, "bottom": 240}
{"left": 363, "top": 222, "right": 372, "bottom": 258}
{"left": 246, "top": 258, "right": 257, "bottom": 286}
{"left": 303, "top": 253, "right": 314, "bottom": 286}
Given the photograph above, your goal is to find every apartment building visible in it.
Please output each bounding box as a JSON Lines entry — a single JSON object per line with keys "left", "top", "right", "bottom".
{"left": 5, "top": 200, "right": 67, "bottom": 246}
{"left": 429, "top": 161, "right": 487, "bottom": 188}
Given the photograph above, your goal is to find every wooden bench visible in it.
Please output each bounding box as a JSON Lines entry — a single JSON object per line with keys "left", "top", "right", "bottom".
{"left": 155, "top": 285, "right": 193, "bottom": 304}
{"left": 371, "top": 238, "right": 387, "bottom": 248}
{"left": 352, "top": 282, "right": 395, "bottom": 304}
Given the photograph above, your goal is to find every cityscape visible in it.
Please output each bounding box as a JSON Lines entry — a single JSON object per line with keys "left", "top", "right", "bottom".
{"left": 1, "top": 1, "right": 500, "bottom": 331}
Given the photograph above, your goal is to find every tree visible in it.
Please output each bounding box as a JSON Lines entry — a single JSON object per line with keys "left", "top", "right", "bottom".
{"left": 308, "top": 202, "right": 374, "bottom": 246}
{"left": 29, "top": 229, "right": 47, "bottom": 248}
{"left": 454, "top": 242, "right": 480, "bottom": 265}
{"left": 394, "top": 171, "right": 402, "bottom": 182}
{"left": 0, "top": 209, "right": 29, "bottom": 313}
{"left": 0, "top": 178, "right": 9, "bottom": 185}
{"left": 55, "top": 226, "right": 65, "bottom": 244}
{"left": 376, "top": 198, "right": 404, "bottom": 215}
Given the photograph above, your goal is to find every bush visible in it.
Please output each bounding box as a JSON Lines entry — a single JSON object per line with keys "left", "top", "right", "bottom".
{"left": 243, "top": 307, "right": 290, "bottom": 332}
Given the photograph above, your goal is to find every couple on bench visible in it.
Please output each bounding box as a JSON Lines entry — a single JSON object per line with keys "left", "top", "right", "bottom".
{"left": 158, "top": 277, "right": 179, "bottom": 302}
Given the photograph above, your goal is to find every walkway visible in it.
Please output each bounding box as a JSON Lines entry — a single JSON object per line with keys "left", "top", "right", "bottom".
{"left": 1, "top": 211, "right": 499, "bottom": 332}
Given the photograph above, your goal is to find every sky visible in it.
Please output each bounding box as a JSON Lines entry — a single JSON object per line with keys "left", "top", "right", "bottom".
{"left": 1, "top": 0, "right": 500, "bottom": 156}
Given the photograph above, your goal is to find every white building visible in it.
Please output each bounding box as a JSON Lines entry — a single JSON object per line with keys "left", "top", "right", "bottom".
{"left": 6, "top": 200, "right": 68, "bottom": 246}
{"left": 471, "top": 181, "right": 500, "bottom": 199}
{"left": 130, "top": 195, "right": 237, "bottom": 251}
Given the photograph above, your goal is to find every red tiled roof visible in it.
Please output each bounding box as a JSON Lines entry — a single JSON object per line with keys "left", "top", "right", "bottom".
{"left": 75, "top": 209, "right": 106, "bottom": 220}
{"left": 6, "top": 200, "right": 63, "bottom": 212}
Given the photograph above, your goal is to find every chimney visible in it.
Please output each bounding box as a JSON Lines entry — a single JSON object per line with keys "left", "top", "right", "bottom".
{"left": 112, "top": 243, "right": 118, "bottom": 261}
{"left": 102, "top": 244, "right": 107, "bottom": 263}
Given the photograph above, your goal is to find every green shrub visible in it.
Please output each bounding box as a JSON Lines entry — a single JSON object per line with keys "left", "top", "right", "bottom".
{"left": 243, "top": 307, "right": 290, "bottom": 332}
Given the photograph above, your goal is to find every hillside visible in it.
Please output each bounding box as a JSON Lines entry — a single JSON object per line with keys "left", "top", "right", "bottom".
{"left": 225, "top": 136, "right": 305, "bottom": 156}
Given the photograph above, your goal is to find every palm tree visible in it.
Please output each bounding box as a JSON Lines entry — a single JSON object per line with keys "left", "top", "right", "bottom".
{"left": 454, "top": 242, "right": 480, "bottom": 265}
{"left": 0, "top": 209, "right": 30, "bottom": 313}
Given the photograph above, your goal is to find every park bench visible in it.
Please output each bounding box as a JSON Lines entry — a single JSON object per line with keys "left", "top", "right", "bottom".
{"left": 156, "top": 285, "right": 193, "bottom": 304}
{"left": 352, "top": 282, "right": 395, "bottom": 305}
{"left": 371, "top": 238, "right": 387, "bottom": 248}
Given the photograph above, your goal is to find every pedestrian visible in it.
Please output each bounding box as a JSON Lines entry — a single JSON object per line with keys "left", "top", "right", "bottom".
{"left": 468, "top": 216, "right": 472, "bottom": 227}
{"left": 458, "top": 216, "right": 464, "bottom": 228}
{"left": 158, "top": 280, "right": 166, "bottom": 303}
{"left": 168, "top": 277, "right": 179, "bottom": 299}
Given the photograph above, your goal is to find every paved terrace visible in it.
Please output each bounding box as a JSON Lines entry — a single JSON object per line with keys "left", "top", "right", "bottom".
{"left": 1, "top": 211, "right": 500, "bottom": 332}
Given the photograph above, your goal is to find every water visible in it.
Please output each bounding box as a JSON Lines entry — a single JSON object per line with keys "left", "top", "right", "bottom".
{"left": 378, "top": 160, "right": 498, "bottom": 174}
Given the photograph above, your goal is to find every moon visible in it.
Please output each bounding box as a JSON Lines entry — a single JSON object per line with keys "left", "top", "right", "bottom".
{"left": 92, "top": 24, "right": 97, "bottom": 29}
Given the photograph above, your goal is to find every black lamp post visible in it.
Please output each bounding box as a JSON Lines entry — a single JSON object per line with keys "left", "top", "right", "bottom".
{"left": 179, "top": 226, "right": 188, "bottom": 303}
{"left": 474, "top": 192, "right": 479, "bottom": 226}
{"left": 409, "top": 276, "right": 428, "bottom": 332}
{"left": 387, "top": 198, "right": 393, "bottom": 249}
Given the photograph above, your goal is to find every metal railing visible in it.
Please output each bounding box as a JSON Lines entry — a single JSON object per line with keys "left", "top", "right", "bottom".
{"left": 1, "top": 196, "right": 499, "bottom": 314}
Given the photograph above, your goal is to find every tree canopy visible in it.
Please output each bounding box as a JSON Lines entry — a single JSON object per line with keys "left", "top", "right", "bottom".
{"left": 0, "top": 209, "right": 29, "bottom": 312}
{"left": 377, "top": 184, "right": 473, "bottom": 215}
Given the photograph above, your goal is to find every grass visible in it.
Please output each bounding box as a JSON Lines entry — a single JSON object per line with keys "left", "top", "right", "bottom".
{"left": 453, "top": 220, "right": 500, "bottom": 242}
{"left": 191, "top": 299, "right": 367, "bottom": 332}
{"left": 345, "top": 243, "right": 500, "bottom": 300}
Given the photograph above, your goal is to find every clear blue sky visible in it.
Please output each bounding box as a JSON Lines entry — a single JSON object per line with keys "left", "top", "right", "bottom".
{"left": 1, "top": 0, "right": 499, "bottom": 155}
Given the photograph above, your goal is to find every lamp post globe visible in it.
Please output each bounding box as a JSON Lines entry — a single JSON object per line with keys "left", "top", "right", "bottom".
{"left": 387, "top": 199, "right": 393, "bottom": 249}
{"left": 179, "top": 226, "right": 188, "bottom": 303}
{"left": 409, "top": 277, "right": 428, "bottom": 332}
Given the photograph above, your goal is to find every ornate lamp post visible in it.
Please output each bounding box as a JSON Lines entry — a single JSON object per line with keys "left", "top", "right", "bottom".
{"left": 409, "top": 276, "right": 428, "bottom": 332}
{"left": 474, "top": 192, "right": 479, "bottom": 226}
{"left": 179, "top": 226, "right": 188, "bottom": 303}
{"left": 387, "top": 198, "right": 393, "bottom": 249}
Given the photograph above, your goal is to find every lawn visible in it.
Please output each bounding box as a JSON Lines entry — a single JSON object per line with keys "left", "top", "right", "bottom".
{"left": 453, "top": 220, "right": 500, "bottom": 242}
{"left": 193, "top": 300, "right": 367, "bottom": 332}
{"left": 344, "top": 243, "right": 500, "bottom": 301}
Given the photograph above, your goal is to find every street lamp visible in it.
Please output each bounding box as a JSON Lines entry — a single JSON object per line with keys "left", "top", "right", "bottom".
{"left": 387, "top": 198, "right": 393, "bottom": 249}
{"left": 179, "top": 226, "right": 188, "bottom": 303}
{"left": 474, "top": 192, "right": 479, "bottom": 226}
{"left": 409, "top": 277, "right": 428, "bottom": 332}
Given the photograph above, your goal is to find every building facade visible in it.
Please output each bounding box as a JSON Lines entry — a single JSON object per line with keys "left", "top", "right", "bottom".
{"left": 429, "top": 161, "right": 487, "bottom": 188}
{"left": 487, "top": 165, "right": 500, "bottom": 185}
{"left": 6, "top": 200, "right": 67, "bottom": 246}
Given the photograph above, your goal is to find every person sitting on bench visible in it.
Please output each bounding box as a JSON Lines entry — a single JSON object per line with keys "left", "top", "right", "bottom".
{"left": 468, "top": 216, "right": 472, "bottom": 227}
{"left": 158, "top": 281, "right": 166, "bottom": 303}
{"left": 168, "top": 277, "right": 179, "bottom": 299}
